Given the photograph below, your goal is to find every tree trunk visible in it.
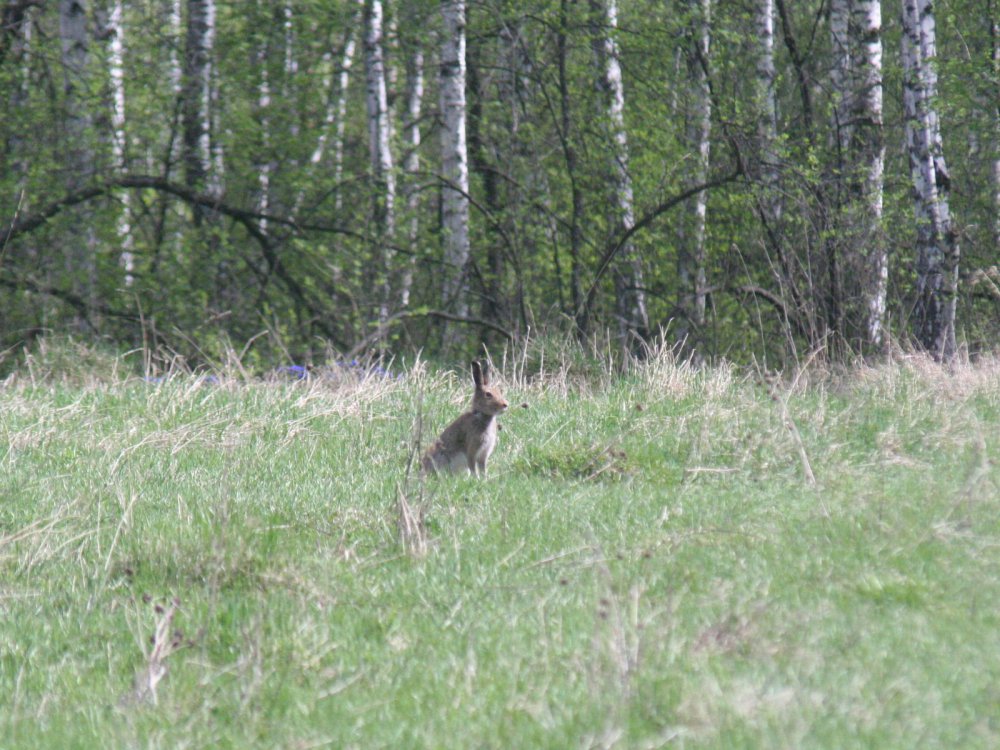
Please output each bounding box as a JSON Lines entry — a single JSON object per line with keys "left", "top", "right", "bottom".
{"left": 183, "top": 0, "right": 215, "bottom": 206}
{"left": 902, "top": 0, "right": 959, "bottom": 359}
{"left": 852, "top": 0, "right": 886, "bottom": 347}
{"left": 992, "top": 5, "right": 1000, "bottom": 250}
{"left": 676, "top": 0, "right": 712, "bottom": 358}
{"left": 59, "top": 0, "right": 97, "bottom": 322}
{"left": 4, "top": 0, "right": 32, "bottom": 182}
{"left": 282, "top": 3, "right": 298, "bottom": 138}
{"left": 590, "top": 0, "right": 649, "bottom": 350}
{"left": 107, "top": 0, "right": 134, "bottom": 286}
{"left": 830, "top": 0, "right": 852, "bottom": 153}
{"left": 400, "top": 33, "right": 424, "bottom": 310}
{"left": 168, "top": 0, "right": 182, "bottom": 97}
{"left": 826, "top": 0, "right": 885, "bottom": 352}
{"left": 334, "top": 29, "right": 357, "bottom": 217}
{"left": 364, "top": 0, "right": 396, "bottom": 326}
{"left": 467, "top": 22, "right": 505, "bottom": 336}
{"left": 756, "top": 0, "right": 779, "bottom": 211}
{"left": 256, "top": 6, "right": 271, "bottom": 234}
{"left": 439, "top": 0, "right": 471, "bottom": 343}
{"left": 298, "top": 22, "right": 358, "bottom": 218}
{"left": 559, "top": 0, "right": 586, "bottom": 332}
{"left": 60, "top": 0, "right": 91, "bottom": 188}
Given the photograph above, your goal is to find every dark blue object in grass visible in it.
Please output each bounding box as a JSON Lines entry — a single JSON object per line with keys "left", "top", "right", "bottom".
{"left": 278, "top": 365, "right": 309, "bottom": 380}
{"left": 331, "top": 360, "right": 393, "bottom": 379}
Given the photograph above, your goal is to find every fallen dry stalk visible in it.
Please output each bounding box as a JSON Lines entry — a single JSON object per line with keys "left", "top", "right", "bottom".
{"left": 122, "top": 598, "right": 185, "bottom": 707}
{"left": 395, "top": 484, "right": 428, "bottom": 558}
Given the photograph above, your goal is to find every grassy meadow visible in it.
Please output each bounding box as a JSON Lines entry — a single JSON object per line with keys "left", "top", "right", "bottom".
{"left": 2, "top": 340, "right": 999, "bottom": 748}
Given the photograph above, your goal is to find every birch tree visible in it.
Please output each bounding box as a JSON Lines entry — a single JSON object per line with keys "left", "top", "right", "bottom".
{"left": 168, "top": 0, "right": 183, "bottom": 98}
{"left": 439, "top": 0, "right": 471, "bottom": 334}
{"left": 162, "top": 0, "right": 183, "bottom": 186}
{"left": 902, "top": 0, "right": 959, "bottom": 359}
{"left": 829, "top": 0, "right": 886, "bottom": 347}
{"left": 107, "top": 0, "right": 134, "bottom": 285}
{"left": 590, "top": 0, "right": 649, "bottom": 348}
{"left": 756, "top": 0, "right": 779, "bottom": 216}
{"left": 400, "top": 25, "right": 424, "bottom": 310}
{"left": 59, "top": 0, "right": 97, "bottom": 318}
{"left": 992, "top": 5, "right": 1000, "bottom": 250}
{"left": 675, "top": 0, "right": 712, "bottom": 356}
{"left": 297, "top": 21, "right": 358, "bottom": 218}
{"left": 334, "top": 29, "right": 357, "bottom": 217}
{"left": 259, "top": 3, "right": 296, "bottom": 228}
{"left": 364, "top": 0, "right": 395, "bottom": 325}
{"left": 182, "top": 0, "right": 215, "bottom": 204}
{"left": 256, "top": 3, "right": 272, "bottom": 233}
{"left": 852, "top": 0, "right": 886, "bottom": 346}
{"left": 283, "top": 3, "right": 298, "bottom": 138}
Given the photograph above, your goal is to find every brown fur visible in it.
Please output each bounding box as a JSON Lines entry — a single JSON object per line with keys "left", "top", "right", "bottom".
{"left": 421, "top": 361, "right": 509, "bottom": 477}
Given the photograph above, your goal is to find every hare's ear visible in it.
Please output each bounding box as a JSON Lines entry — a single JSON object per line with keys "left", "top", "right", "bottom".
{"left": 480, "top": 359, "right": 490, "bottom": 385}
{"left": 471, "top": 360, "right": 484, "bottom": 388}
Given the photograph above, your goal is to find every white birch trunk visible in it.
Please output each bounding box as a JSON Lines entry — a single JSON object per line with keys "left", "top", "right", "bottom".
{"left": 400, "top": 41, "right": 424, "bottom": 309}
{"left": 108, "top": 0, "right": 134, "bottom": 286}
{"left": 296, "top": 13, "right": 359, "bottom": 218}
{"left": 439, "top": 0, "right": 471, "bottom": 329}
{"left": 283, "top": 3, "right": 299, "bottom": 138}
{"left": 828, "top": 0, "right": 886, "bottom": 348}
{"left": 308, "top": 42, "right": 353, "bottom": 168}
{"left": 756, "top": 0, "right": 778, "bottom": 193}
{"left": 676, "top": 0, "right": 712, "bottom": 354}
{"left": 183, "top": 0, "right": 215, "bottom": 196}
{"left": 207, "top": 2, "right": 223, "bottom": 195}
{"left": 902, "top": 0, "right": 958, "bottom": 358}
{"left": 256, "top": 6, "right": 271, "bottom": 234}
{"left": 168, "top": 0, "right": 183, "bottom": 99}
{"left": 258, "top": 68, "right": 271, "bottom": 232}
{"left": 591, "top": 0, "right": 649, "bottom": 346}
{"left": 385, "top": 9, "right": 399, "bottom": 150}
{"left": 59, "top": 0, "right": 97, "bottom": 318}
{"left": 108, "top": 1, "right": 127, "bottom": 170}
{"left": 852, "top": 0, "right": 886, "bottom": 345}
{"left": 296, "top": 39, "right": 356, "bottom": 218}
{"left": 364, "top": 0, "right": 396, "bottom": 324}
{"left": 334, "top": 30, "right": 358, "bottom": 215}
{"left": 828, "top": 0, "right": 861, "bottom": 347}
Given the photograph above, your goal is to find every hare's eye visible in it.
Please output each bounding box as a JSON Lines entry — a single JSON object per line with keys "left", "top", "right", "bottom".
{"left": 485, "top": 393, "right": 494, "bottom": 399}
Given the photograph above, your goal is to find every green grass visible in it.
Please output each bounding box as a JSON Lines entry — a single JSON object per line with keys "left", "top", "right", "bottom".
{"left": 2, "top": 347, "right": 1000, "bottom": 748}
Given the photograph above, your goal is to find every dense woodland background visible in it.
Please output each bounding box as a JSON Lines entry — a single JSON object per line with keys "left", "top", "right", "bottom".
{"left": 0, "top": 0, "right": 997, "bottom": 369}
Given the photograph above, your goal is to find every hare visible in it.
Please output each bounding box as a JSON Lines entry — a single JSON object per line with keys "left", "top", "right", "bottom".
{"left": 421, "top": 360, "right": 509, "bottom": 477}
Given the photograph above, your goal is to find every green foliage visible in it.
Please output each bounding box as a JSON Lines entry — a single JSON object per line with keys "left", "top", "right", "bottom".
{"left": 2, "top": 351, "right": 1000, "bottom": 747}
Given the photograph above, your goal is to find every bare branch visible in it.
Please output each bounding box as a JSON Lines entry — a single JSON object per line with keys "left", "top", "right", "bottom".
{"left": 577, "top": 166, "right": 743, "bottom": 330}
{"left": 347, "top": 308, "right": 512, "bottom": 358}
